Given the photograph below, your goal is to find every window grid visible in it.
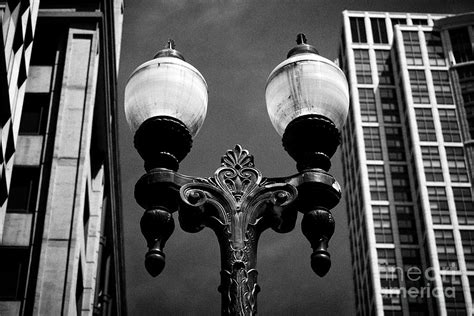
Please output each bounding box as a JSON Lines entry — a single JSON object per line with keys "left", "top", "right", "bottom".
{"left": 435, "top": 230, "right": 459, "bottom": 270}
{"left": 425, "top": 32, "right": 446, "bottom": 66}
{"left": 373, "top": 205, "right": 393, "bottom": 243}
{"left": 431, "top": 70, "right": 453, "bottom": 105}
{"left": 385, "top": 127, "right": 405, "bottom": 161}
{"left": 363, "top": 127, "right": 383, "bottom": 160}
{"left": 376, "top": 50, "right": 394, "bottom": 85}
{"left": 397, "top": 206, "right": 418, "bottom": 245}
{"left": 371, "top": 18, "right": 388, "bottom": 44}
{"left": 391, "top": 165, "right": 411, "bottom": 201}
{"left": 403, "top": 31, "right": 423, "bottom": 66}
{"left": 354, "top": 50, "right": 372, "bottom": 84}
{"left": 460, "top": 230, "right": 474, "bottom": 270}
{"left": 415, "top": 108, "right": 437, "bottom": 141}
{"left": 443, "top": 276, "right": 466, "bottom": 315}
{"left": 421, "top": 146, "right": 443, "bottom": 182}
{"left": 378, "top": 248, "right": 399, "bottom": 289}
{"left": 453, "top": 187, "right": 474, "bottom": 225}
{"left": 409, "top": 70, "right": 429, "bottom": 104}
{"left": 350, "top": 17, "right": 367, "bottom": 43}
{"left": 359, "top": 88, "right": 377, "bottom": 122}
{"left": 438, "top": 109, "right": 462, "bottom": 142}
{"left": 380, "top": 88, "right": 399, "bottom": 123}
{"left": 428, "top": 187, "right": 450, "bottom": 224}
{"left": 368, "top": 165, "right": 388, "bottom": 200}
{"left": 401, "top": 249, "right": 423, "bottom": 288}
{"left": 445, "top": 147, "right": 469, "bottom": 183}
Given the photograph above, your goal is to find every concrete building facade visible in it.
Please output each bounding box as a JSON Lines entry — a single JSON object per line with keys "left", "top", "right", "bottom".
{"left": 0, "top": 1, "right": 126, "bottom": 315}
{"left": 340, "top": 10, "right": 474, "bottom": 316}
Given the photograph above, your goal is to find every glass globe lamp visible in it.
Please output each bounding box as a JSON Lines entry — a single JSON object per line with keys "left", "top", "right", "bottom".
{"left": 265, "top": 34, "right": 349, "bottom": 171}
{"left": 124, "top": 40, "right": 208, "bottom": 171}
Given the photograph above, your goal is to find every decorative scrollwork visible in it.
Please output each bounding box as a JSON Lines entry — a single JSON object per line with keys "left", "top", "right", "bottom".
{"left": 177, "top": 145, "right": 299, "bottom": 316}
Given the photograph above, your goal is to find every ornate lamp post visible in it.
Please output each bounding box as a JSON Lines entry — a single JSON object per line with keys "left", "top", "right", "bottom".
{"left": 124, "top": 34, "right": 349, "bottom": 315}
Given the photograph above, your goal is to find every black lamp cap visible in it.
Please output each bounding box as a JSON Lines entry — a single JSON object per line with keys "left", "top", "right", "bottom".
{"left": 154, "top": 39, "right": 185, "bottom": 60}
{"left": 287, "top": 33, "right": 319, "bottom": 58}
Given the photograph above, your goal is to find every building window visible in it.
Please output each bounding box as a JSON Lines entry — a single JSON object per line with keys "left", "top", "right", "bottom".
{"left": 378, "top": 248, "right": 399, "bottom": 289}
{"left": 363, "top": 127, "right": 383, "bottom": 160}
{"left": 403, "top": 32, "right": 423, "bottom": 66}
{"left": 443, "top": 276, "right": 466, "bottom": 314}
{"left": 373, "top": 205, "right": 393, "bottom": 243}
{"left": 376, "top": 51, "right": 394, "bottom": 85}
{"left": 435, "top": 230, "right": 458, "bottom": 270}
{"left": 411, "top": 19, "right": 428, "bottom": 25}
{"left": 359, "top": 88, "right": 377, "bottom": 121}
{"left": 409, "top": 70, "right": 429, "bottom": 103}
{"left": 381, "top": 88, "right": 399, "bottom": 122}
{"left": 383, "top": 293, "right": 402, "bottom": 312}
{"left": 0, "top": 247, "right": 29, "bottom": 300}
{"left": 415, "top": 108, "right": 436, "bottom": 141}
{"left": 449, "top": 27, "right": 473, "bottom": 64}
{"left": 425, "top": 32, "right": 446, "bottom": 66}
{"left": 428, "top": 187, "right": 450, "bottom": 224}
{"left": 391, "top": 18, "right": 407, "bottom": 26}
{"left": 386, "top": 127, "right": 405, "bottom": 161}
{"left": 438, "top": 109, "right": 461, "bottom": 142}
{"left": 368, "top": 165, "right": 387, "bottom": 200}
{"left": 397, "top": 206, "right": 418, "bottom": 245}
{"left": 19, "top": 93, "right": 50, "bottom": 135}
{"left": 354, "top": 50, "right": 372, "bottom": 84}
{"left": 7, "top": 167, "right": 40, "bottom": 213}
{"left": 445, "top": 147, "right": 469, "bottom": 183}
{"left": 422, "top": 146, "right": 443, "bottom": 182}
{"left": 431, "top": 71, "right": 453, "bottom": 105}
{"left": 401, "top": 249, "right": 423, "bottom": 288}
{"left": 391, "top": 165, "right": 411, "bottom": 201}
{"left": 460, "top": 230, "right": 474, "bottom": 270}
{"left": 350, "top": 17, "right": 367, "bottom": 43}
{"left": 371, "top": 18, "right": 388, "bottom": 44}
{"left": 453, "top": 187, "right": 474, "bottom": 225}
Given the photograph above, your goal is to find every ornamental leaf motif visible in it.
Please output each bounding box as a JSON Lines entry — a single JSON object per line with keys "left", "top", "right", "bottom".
{"left": 221, "top": 145, "right": 254, "bottom": 170}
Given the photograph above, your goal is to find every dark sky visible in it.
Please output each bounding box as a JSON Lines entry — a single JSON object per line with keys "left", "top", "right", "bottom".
{"left": 118, "top": 1, "right": 474, "bottom": 314}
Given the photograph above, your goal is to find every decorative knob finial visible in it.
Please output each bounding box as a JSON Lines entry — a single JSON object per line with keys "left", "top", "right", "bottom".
{"left": 167, "top": 39, "right": 175, "bottom": 50}
{"left": 287, "top": 33, "right": 319, "bottom": 58}
{"left": 296, "top": 33, "right": 307, "bottom": 45}
{"left": 154, "top": 38, "right": 185, "bottom": 60}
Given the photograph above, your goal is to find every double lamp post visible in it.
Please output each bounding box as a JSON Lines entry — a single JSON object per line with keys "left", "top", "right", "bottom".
{"left": 124, "top": 34, "right": 349, "bottom": 315}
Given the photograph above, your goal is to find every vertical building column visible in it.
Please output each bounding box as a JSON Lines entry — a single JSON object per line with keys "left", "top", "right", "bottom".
{"left": 394, "top": 25, "right": 446, "bottom": 315}
{"left": 343, "top": 10, "right": 385, "bottom": 316}
{"left": 33, "top": 27, "right": 99, "bottom": 316}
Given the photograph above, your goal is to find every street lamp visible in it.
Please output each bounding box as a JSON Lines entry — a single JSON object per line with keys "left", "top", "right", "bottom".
{"left": 125, "top": 34, "right": 349, "bottom": 315}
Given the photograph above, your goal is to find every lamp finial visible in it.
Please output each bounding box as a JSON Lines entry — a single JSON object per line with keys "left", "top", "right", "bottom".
{"left": 296, "top": 33, "right": 307, "bottom": 45}
{"left": 153, "top": 38, "right": 184, "bottom": 60}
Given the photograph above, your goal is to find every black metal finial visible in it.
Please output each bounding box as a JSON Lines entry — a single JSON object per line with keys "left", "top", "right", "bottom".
{"left": 296, "top": 33, "right": 307, "bottom": 45}
{"left": 154, "top": 38, "right": 185, "bottom": 60}
{"left": 287, "top": 33, "right": 319, "bottom": 58}
{"left": 167, "top": 39, "right": 175, "bottom": 50}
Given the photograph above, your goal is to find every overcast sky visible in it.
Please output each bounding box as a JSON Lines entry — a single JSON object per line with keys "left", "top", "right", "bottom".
{"left": 118, "top": 1, "right": 474, "bottom": 314}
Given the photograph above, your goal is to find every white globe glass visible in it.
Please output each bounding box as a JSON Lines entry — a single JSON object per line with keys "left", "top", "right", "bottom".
{"left": 124, "top": 56, "right": 208, "bottom": 137}
{"left": 265, "top": 53, "right": 349, "bottom": 136}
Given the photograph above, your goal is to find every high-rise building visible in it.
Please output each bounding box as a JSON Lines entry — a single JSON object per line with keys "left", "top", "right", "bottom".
{"left": 0, "top": 1, "right": 126, "bottom": 315}
{"left": 339, "top": 10, "right": 474, "bottom": 315}
{"left": 435, "top": 13, "right": 474, "bottom": 184}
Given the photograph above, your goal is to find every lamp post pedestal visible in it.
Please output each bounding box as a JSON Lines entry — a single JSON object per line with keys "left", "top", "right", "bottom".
{"left": 135, "top": 145, "right": 341, "bottom": 315}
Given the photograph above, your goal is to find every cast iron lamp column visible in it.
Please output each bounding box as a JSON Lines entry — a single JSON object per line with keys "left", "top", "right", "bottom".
{"left": 124, "top": 35, "right": 349, "bottom": 315}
